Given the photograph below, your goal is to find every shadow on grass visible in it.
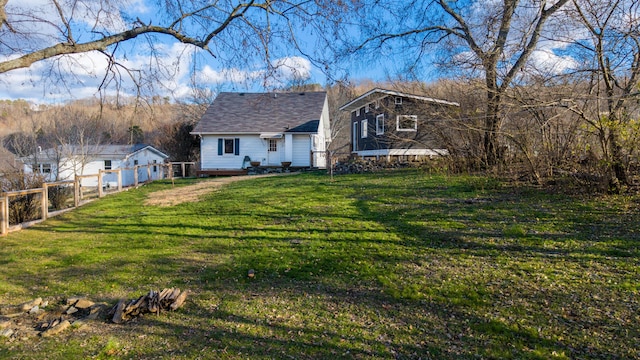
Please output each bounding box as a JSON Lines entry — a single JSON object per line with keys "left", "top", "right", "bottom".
{"left": 1, "top": 171, "right": 638, "bottom": 359}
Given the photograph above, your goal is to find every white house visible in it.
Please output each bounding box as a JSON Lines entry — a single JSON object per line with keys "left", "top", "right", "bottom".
{"left": 24, "top": 144, "right": 169, "bottom": 187}
{"left": 191, "top": 91, "right": 331, "bottom": 175}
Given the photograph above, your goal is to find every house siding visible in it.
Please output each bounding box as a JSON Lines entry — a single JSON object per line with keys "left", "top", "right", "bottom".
{"left": 201, "top": 135, "right": 266, "bottom": 169}
{"left": 26, "top": 146, "right": 168, "bottom": 187}
{"left": 350, "top": 96, "right": 446, "bottom": 154}
{"left": 292, "top": 135, "right": 311, "bottom": 167}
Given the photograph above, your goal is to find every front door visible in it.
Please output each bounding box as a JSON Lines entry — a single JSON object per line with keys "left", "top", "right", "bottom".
{"left": 267, "top": 138, "right": 283, "bottom": 165}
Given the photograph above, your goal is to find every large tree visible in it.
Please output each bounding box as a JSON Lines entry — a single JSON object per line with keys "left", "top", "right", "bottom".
{"left": 348, "top": 0, "right": 570, "bottom": 167}
{"left": 559, "top": 0, "right": 640, "bottom": 191}
{"left": 0, "top": 0, "right": 338, "bottom": 95}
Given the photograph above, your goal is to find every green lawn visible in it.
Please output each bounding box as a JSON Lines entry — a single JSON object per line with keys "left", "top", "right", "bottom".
{"left": 0, "top": 170, "right": 638, "bottom": 359}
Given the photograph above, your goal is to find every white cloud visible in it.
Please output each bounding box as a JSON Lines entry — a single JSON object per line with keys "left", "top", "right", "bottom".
{"left": 528, "top": 49, "right": 578, "bottom": 74}
{"left": 272, "top": 56, "right": 312, "bottom": 81}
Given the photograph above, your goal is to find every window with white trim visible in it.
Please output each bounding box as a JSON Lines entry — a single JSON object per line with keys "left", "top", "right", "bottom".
{"left": 395, "top": 97, "right": 403, "bottom": 105}
{"left": 375, "top": 100, "right": 380, "bottom": 109}
{"left": 104, "top": 160, "right": 112, "bottom": 170}
{"left": 396, "top": 115, "right": 417, "bottom": 132}
{"left": 376, "top": 114, "right": 385, "bottom": 135}
{"left": 361, "top": 119, "right": 368, "bottom": 138}
{"left": 365, "top": 103, "right": 370, "bottom": 113}
{"left": 42, "top": 163, "right": 51, "bottom": 173}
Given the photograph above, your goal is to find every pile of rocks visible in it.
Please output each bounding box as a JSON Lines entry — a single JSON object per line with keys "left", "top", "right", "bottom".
{"left": 332, "top": 158, "right": 414, "bottom": 175}
{"left": 0, "top": 296, "right": 108, "bottom": 340}
{"left": 0, "top": 288, "right": 188, "bottom": 340}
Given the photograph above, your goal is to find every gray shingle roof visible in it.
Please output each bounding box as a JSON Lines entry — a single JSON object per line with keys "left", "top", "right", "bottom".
{"left": 192, "top": 91, "right": 327, "bottom": 134}
{"left": 33, "top": 144, "right": 168, "bottom": 161}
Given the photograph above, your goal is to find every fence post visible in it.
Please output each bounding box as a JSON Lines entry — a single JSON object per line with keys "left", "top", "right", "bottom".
{"left": 134, "top": 165, "right": 139, "bottom": 186}
{"left": 41, "top": 185, "right": 48, "bottom": 221}
{"left": 147, "top": 165, "right": 151, "bottom": 183}
{"left": 181, "top": 163, "right": 186, "bottom": 178}
{"left": 1, "top": 196, "right": 7, "bottom": 236}
{"left": 98, "top": 170, "right": 104, "bottom": 198}
{"left": 74, "top": 177, "right": 79, "bottom": 207}
{"left": 117, "top": 169, "right": 122, "bottom": 192}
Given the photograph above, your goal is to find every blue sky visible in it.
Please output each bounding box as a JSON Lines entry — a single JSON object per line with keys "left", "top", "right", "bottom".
{"left": 0, "top": 0, "right": 582, "bottom": 104}
{"left": 0, "top": 0, "right": 400, "bottom": 103}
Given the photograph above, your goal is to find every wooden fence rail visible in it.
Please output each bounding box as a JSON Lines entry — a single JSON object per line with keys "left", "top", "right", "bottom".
{"left": 0, "top": 162, "right": 194, "bottom": 236}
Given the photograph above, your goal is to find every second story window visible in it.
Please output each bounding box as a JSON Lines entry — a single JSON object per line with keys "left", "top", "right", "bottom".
{"left": 104, "top": 160, "right": 112, "bottom": 170}
{"left": 396, "top": 115, "right": 417, "bottom": 132}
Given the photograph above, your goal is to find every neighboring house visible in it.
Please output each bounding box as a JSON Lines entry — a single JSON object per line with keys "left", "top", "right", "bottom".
{"left": 339, "top": 88, "right": 460, "bottom": 160}
{"left": 191, "top": 91, "right": 331, "bottom": 174}
{"left": 23, "top": 144, "right": 169, "bottom": 187}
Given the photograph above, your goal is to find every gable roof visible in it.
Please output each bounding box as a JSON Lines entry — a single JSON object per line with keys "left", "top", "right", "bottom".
{"left": 191, "top": 91, "right": 327, "bottom": 135}
{"left": 339, "top": 88, "right": 459, "bottom": 112}
{"left": 32, "top": 144, "right": 169, "bottom": 161}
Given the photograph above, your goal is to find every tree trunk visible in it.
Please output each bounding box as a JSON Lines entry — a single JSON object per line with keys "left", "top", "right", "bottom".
{"left": 608, "top": 131, "right": 628, "bottom": 190}
{"left": 484, "top": 83, "right": 502, "bottom": 167}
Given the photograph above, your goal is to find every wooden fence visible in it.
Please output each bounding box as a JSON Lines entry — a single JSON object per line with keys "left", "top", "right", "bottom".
{"left": 0, "top": 162, "right": 196, "bottom": 236}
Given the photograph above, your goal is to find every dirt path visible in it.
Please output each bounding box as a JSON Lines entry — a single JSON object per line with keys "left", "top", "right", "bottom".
{"left": 144, "top": 173, "right": 297, "bottom": 207}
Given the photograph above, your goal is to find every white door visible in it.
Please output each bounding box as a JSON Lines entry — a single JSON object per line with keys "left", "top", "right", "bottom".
{"left": 267, "top": 139, "right": 283, "bottom": 165}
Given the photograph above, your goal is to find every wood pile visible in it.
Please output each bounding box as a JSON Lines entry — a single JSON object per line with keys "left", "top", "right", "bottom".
{"left": 111, "top": 288, "right": 188, "bottom": 324}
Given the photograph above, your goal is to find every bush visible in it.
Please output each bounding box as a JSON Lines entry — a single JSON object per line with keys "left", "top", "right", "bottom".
{"left": 48, "top": 185, "right": 73, "bottom": 210}
{"left": 0, "top": 171, "right": 45, "bottom": 225}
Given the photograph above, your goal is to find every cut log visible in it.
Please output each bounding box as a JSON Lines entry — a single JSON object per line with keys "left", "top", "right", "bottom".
{"left": 169, "top": 290, "right": 188, "bottom": 311}
{"left": 111, "top": 299, "right": 126, "bottom": 324}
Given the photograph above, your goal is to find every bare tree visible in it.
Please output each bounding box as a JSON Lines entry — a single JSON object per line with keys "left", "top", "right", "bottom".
{"left": 0, "top": 1, "right": 342, "bottom": 96}
{"left": 557, "top": 0, "right": 640, "bottom": 191}
{"left": 326, "top": 82, "right": 356, "bottom": 179}
{"left": 345, "top": 0, "right": 570, "bottom": 168}
{"left": 45, "top": 108, "right": 109, "bottom": 179}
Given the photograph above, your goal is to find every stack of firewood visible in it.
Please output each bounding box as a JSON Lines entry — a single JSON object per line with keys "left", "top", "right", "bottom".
{"left": 111, "top": 288, "right": 188, "bottom": 324}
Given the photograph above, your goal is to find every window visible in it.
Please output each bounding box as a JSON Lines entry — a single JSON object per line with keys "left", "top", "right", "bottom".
{"left": 352, "top": 122, "right": 358, "bottom": 152}
{"left": 134, "top": 159, "right": 139, "bottom": 165}
{"left": 33, "top": 163, "right": 51, "bottom": 173}
{"left": 269, "top": 139, "right": 277, "bottom": 152}
{"left": 224, "top": 139, "right": 235, "bottom": 154}
{"left": 361, "top": 119, "right": 368, "bottom": 138}
{"left": 395, "top": 97, "right": 403, "bottom": 105}
{"left": 218, "top": 138, "right": 240, "bottom": 155}
{"left": 396, "top": 115, "right": 418, "bottom": 131}
{"left": 104, "top": 160, "right": 112, "bottom": 170}
{"left": 365, "top": 103, "right": 370, "bottom": 113}
{"left": 376, "top": 114, "right": 385, "bottom": 135}
{"left": 375, "top": 100, "right": 380, "bottom": 109}
{"left": 153, "top": 160, "right": 157, "bottom": 173}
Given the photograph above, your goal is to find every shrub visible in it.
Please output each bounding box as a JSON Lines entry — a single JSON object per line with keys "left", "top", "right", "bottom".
{"left": 0, "top": 171, "right": 45, "bottom": 225}
{"left": 48, "top": 185, "right": 73, "bottom": 210}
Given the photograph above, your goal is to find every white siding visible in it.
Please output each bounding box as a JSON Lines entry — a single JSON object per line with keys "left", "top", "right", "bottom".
{"left": 292, "top": 135, "right": 311, "bottom": 167}
{"left": 201, "top": 135, "right": 267, "bottom": 169}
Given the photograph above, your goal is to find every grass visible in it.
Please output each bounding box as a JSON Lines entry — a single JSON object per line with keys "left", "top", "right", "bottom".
{"left": 0, "top": 169, "right": 638, "bottom": 359}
